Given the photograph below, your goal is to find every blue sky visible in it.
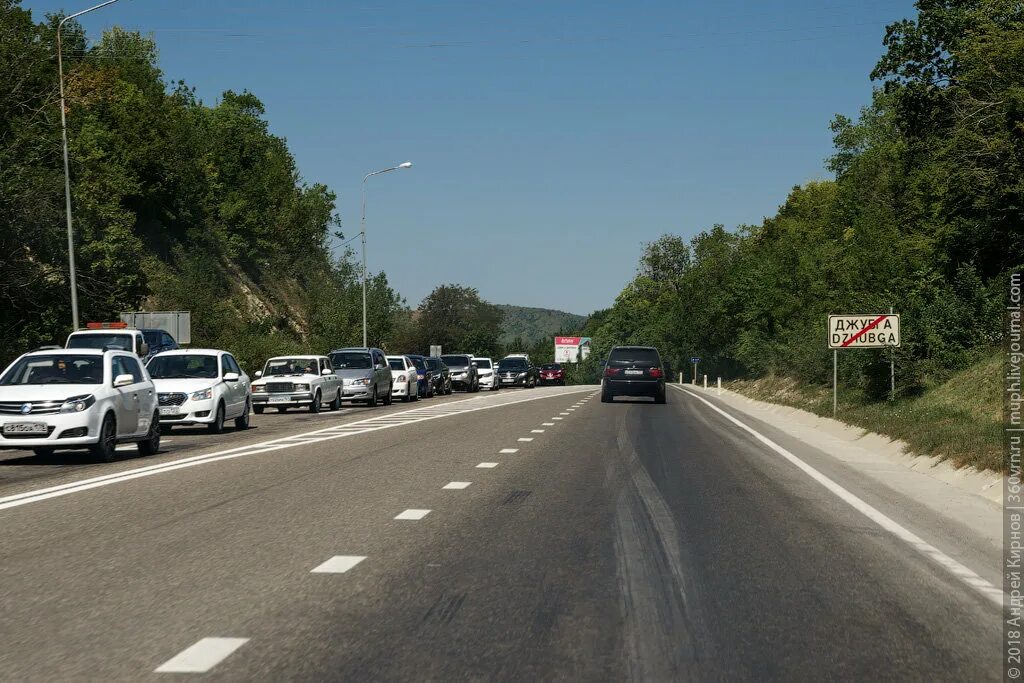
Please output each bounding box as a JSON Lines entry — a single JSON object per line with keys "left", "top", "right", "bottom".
{"left": 26, "top": 0, "right": 916, "bottom": 315}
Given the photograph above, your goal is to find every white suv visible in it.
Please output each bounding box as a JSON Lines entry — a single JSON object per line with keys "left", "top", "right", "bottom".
{"left": 146, "top": 349, "right": 251, "bottom": 433}
{"left": 251, "top": 356, "right": 342, "bottom": 413}
{"left": 472, "top": 357, "right": 500, "bottom": 391}
{"left": 386, "top": 355, "right": 419, "bottom": 402}
{"left": 0, "top": 348, "right": 160, "bottom": 462}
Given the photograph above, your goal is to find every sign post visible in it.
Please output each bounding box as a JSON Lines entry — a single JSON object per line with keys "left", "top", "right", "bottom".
{"left": 430, "top": 345, "right": 442, "bottom": 357}
{"left": 690, "top": 357, "right": 700, "bottom": 385}
{"left": 828, "top": 313, "right": 901, "bottom": 417}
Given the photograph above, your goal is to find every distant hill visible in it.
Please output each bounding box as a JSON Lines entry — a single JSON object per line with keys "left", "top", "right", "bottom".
{"left": 497, "top": 305, "right": 587, "bottom": 345}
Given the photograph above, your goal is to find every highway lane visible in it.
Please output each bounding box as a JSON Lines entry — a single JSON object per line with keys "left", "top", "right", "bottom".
{"left": 0, "top": 385, "right": 1000, "bottom": 680}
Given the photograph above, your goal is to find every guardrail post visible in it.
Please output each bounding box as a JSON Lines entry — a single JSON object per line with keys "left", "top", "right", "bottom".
{"left": 717, "top": 377, "right": 722, "bottom": 395}
{"left": 703, "top": 374, "right": 707, "bottom": 389}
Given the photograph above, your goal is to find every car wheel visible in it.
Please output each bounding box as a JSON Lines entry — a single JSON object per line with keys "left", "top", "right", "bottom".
{"left": 276, "top": 407, "right": 287, "bottom": 413}
{"left": 208, "top": 402, "right": 226, "bottom": 433}
{"left": 411, "top": 381, "right": 419, "bottom": 401}
{"left": 329, "top": 390, "right": 341, "bottom": 411}
{"left": 601, "top": 390, "right": 612, "bottom": 403}
{"left": 309, "top": 391, "right": 322, "bottom": 413}
{"left": 234, "top": 400, "right": 251, "bottom": 429}
{"left": 32, "top": 447, "right": 54, "bottom": 458}
{"left": 368, "top": 386, "right": 379, "bottom": 407}
{"left": 254, "top": 405, "right": 265, "bottom": 415}
{"left": 655, "top": 389, "right": 666, "bottom": 404}
{"left": 90, "top": 414, "right": 117, "bottom": 462}
{"left": 383, "top": 385, "right": 393, "bottom": 406}
{"left": 138, "top": 411, "right": 161, "bottom": 455}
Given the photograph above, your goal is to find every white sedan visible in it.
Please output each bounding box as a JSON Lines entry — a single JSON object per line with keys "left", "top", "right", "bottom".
{"left": 146, "top": 349, "right": 251, "bottom": 433}
{"left": 0, "top": 347, "right": 160, "bottom": 462}
{"left": 387, "top": 355, "right": 419, "bottom": 403}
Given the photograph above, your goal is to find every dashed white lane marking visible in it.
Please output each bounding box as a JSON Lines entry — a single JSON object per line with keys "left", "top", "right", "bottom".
{"left": 395, "top": 509, "right": 431, "bottom": 520}
{"left": 567, "top": 408, "right": 576, "bottom": 411}
{"left": 500, "top": 448, "right": 519, "bottom": 453}
{"left": 476, "top": 462, "right": 499, "bottom": 468}
{"left": 310, "top": 556, "right": 366, "bottom": 574}
{"left": 552, "top": 417, "right": 564, "bottom": 421}
{"left": 443, "top": 481, "right": 471, "bottom": 489}
{"left": 531, "top": 429, "right": 545, "bottom": 433}
{"left": 560, "top": 412, "right": 570, "bottom": 415}
{"left": 155, "top": 637, "right": 249, "bottom": 673}
{"left": 0, "top": 387, "right": 595, "bottom": 512}
{"left": 542, "top": 422, "right": 555, "bottom": 426}
{"left": 517, "top": 438, "right": 533, "bottom": 442}
{"left": 673, "top": 385, "right": 1004, "bottom": 609}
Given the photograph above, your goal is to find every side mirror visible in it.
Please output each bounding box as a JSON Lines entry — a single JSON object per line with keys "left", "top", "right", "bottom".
{"left": 223, "top": 372, "right": 239, "bottom": 382}
{"left": 113, "top": 373, "right": 133, "bottom": 388}
{"left": 254, "top": 370, "right": 263, "bottom": 378}
{"left": 321, "top": 368, "right": 332, "bottom": 376}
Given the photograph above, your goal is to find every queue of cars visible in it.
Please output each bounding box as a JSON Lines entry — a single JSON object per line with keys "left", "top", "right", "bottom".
{"left": 0, "top": 325, "right": 547, "bottom": 461}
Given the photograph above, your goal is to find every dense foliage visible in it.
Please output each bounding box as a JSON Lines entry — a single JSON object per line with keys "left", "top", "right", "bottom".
{"left": 496, "top": 305, "right": 586, "bottom": 346}
{"left": 0, "top": 2, "right": 405, "bottom": 371}
{"left": 580, "top": 0, "right": 1021, "bottom": 397}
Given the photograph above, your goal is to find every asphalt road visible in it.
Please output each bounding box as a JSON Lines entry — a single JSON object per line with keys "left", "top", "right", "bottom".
{"left": 0, "top": 384, "right": 1000, "bottom": 681}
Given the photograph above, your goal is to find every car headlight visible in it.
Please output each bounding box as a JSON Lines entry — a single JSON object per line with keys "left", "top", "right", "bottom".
{"left": 396, "top": 375, "right": 406, "bottom": 382}
{"left": 351, "top": 378, "right": 371, "bottom": 386}
{"left": 60, "top": 394, "right": 95, "bottom": 413}
{"left": 294, "top": 383, "right": 310, "bottom": 391}
{"left": 252, "top": 385, "right": 267, "bottom": 393}
{"left": 191, "top": 388, "right": 213, "bottom": 401}
{"left": 517, "top": 372, "right": 526, "bottom": 377}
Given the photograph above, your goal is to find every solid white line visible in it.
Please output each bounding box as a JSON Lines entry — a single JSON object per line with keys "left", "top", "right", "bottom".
{"left": 531, "top": 429, "right": 545, "bottom": 433}
{"left": 0, "top": 387, "right": 594, "bottom": 512}
{"left": 310, "top": 555, "right": 366, "bottom": 574}
{"left": 443, "top": 481, "right": 471, "bottom": 489}
{"left": 476, "top": 462, "right": 498, "bottom": 468}
{"left": 395, "top": 509, "right": 431, "bottom": 520}
{"left": 154, "top": 637, "right": 249, "bottom": 673}
{"left": 500, "top": 448, "right": 519, "bottom": 453}
{"left": 672, "top": 385, "right": 1004, "bottom": 608}
{"left": 517, "top": 438, "right": 533, "bottom": 442}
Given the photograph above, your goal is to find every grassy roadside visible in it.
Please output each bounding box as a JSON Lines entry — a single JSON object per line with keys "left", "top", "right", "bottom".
{"left": 725, "top": 351, "right": 1003, "bottom": 473}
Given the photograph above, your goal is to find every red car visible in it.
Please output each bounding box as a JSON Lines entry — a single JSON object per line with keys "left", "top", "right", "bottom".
{"left": 539, "top": 363, "right": 565, "bottom": 386}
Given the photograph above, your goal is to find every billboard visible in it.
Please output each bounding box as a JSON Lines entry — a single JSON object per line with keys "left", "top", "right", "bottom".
{"left": 120, "top": 311, "right": 192, "bottom": 345}
{"left": 554, "top": 336, "right": 591, "bottom": 363}
{"left": 828, "top": 314, "right": 900, "bottom": 349}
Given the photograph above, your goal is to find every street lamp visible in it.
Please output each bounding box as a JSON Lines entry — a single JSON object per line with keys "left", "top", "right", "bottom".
{"left": 360, "top": 162, "right": 413, "bottom": 347}
{"left": 58, "top": 0, "right": 121, "bottom": 331}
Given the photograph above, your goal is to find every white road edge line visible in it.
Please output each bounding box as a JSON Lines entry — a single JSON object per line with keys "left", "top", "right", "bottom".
{"left": 154, "top": 637, "right": 249, "bottom": 673}
{"left": 310, "top": 555, "right": 366, "bottom": 574}
{"left": 672, "top": 384, "right": 1004, "bottom": 608}
{"left": 0, "top": 387, "right": 594, "bottom": 512}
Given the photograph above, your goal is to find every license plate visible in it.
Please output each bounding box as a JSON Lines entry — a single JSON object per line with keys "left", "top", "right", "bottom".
{"left": 3, "top": 422, "right": 48, "bottom": 435}
{"left": 501, "top": 378, "right": 514, "bottom": 383}
{"left": 625, "top": 369, "right": 643, "bottom": 375}
{"left": 269, "top": 396, "right": 291, "bottom": 404}
{"left": 159, "top": 406, "right": 180, "bottom": 416}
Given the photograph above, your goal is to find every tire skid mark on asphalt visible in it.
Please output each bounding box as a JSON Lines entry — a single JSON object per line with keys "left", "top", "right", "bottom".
{"left": 673, "top": 384, "right": 1004, "bottom": 609}
{"left": 0, "top": 387, "right": 595, "bottom": 512}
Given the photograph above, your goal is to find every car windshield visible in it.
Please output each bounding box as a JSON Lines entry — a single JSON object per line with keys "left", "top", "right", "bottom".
{"left": 388, "top": 358, "right": 405, "bottom": 371}
{"left": 474, "top": 359, "right": 492, "bottom": 369}
{"left": 330, "top": 352, "right": 372, "bottom": 369}
{"left": 608, "top": 348, "right": 661, "bottom": 366}
{"left": 425, "top": 358, "right": 441, "bottom": 371}
{"left": 498, "top": 359, "right": 527, "bottom": 370}
{"left": 441, "top": 355, "right": 469, "bottom": 368}
{"left": 264, "top": 358, "right": 318, "bottom": 376}
{"left": 143, "top": 331, "right": 161, "bottom": 346}
{"left": 542, "top": 364, "right": 561, "bottom": 370}
{"left": 0, "top": 355, "right": 104, "bottom": 385}
{"left": 66, "top": 333, "right": 133, "bottom": 351}
{"left": 410, "top": 357, "right": 426, "bottom": 371}
{"left": 147, "top": 355, "right": 219, "bottom": 379}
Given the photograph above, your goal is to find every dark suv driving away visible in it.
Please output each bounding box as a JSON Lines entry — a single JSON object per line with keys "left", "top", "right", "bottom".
{"left": 601, "top": 345, "right": 666, "bottom": 403}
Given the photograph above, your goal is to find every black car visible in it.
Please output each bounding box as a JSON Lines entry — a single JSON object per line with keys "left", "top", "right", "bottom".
{"left": 496, "top": 356, "right": 539, "bottom": 388}
{"left": 601, "top": 345, "right": 666, "bottom": 403}
{"left": 141, "top": 328, "right": 179, "bottom": 361}
{"left": 441, "top": 354, "right": 478, "bottom": 391}
{"left": 425, "top": 356, "right": 452, "bottom": 395}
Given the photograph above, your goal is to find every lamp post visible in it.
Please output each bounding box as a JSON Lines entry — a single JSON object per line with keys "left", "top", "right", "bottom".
{"left": 360, "top": 161, "right": 412, "bottom": 347}
{"left": 58, "top": 0, "right": 121, "bottom": 331}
